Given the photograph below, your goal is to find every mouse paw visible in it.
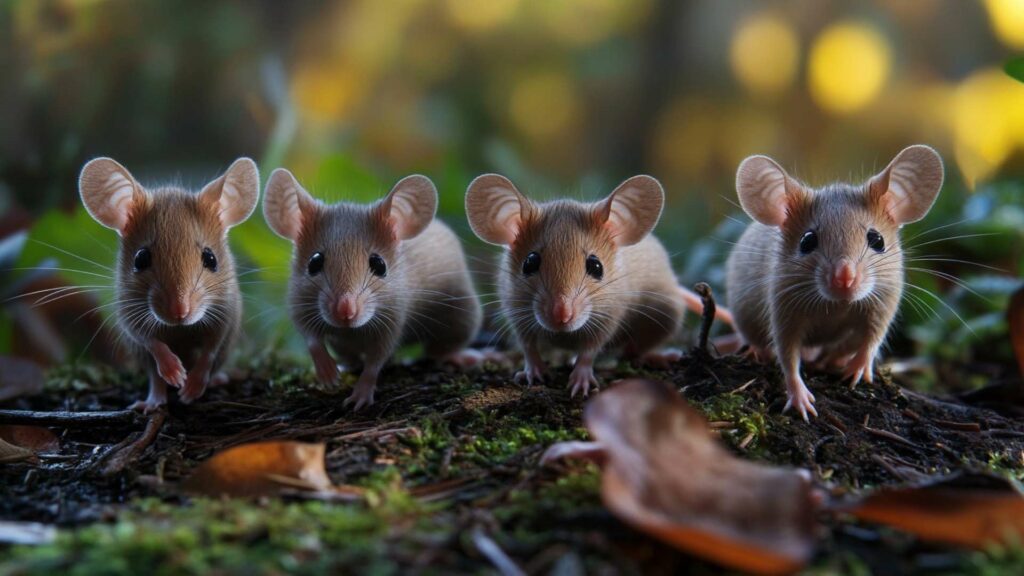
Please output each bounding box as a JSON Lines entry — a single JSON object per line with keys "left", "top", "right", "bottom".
{"left": 179, "top": 370, "right": 210, "bottom": 404}
{"left": 130, "top": 383, "right": 167, "bottom": 414}
{"left": 156, "top": 354, "right": 186, "bottom": 389}
{"left": 514, "top": 363, "right": 547, "bottom": 386}
{"left": 312, "top": 354, "right": 340, "bottom": 388}
{"left": 343, "top": 376, "right": 377, "bottom": 411}
{"left": 639, "top": 348, "right": 682, "bottom": 369}
{"left": 843, "top": 351, "right": 874, "bottom": 389}
{"left": 783, "top": 375, "right": 817, "bottom": 421}
{"left": 567, "top": 366, "right": 599, "bottom": 398}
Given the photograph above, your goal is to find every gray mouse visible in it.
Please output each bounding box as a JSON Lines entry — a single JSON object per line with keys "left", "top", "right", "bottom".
{"left": 263, "top": 170, "right": 482, "bottom": 409}
{"left": 79, "top": 157, "right": 260, "bottom": 412}
{"left": 726, "top": 145, "right": 944, "bottom": 419}
{"left": 466, "top": 174, "right": 726, "bottom": 397}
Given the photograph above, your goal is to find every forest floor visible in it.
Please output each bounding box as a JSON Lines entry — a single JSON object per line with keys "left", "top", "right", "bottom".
{"left": 2, "top": 348, "right": 1024, "bottom": 575}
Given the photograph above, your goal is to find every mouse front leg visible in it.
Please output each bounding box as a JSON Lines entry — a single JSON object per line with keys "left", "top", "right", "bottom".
{"left": 514, "top": 339, "right": 548, "bottom": 386}
{"left": 843, "top": 331, "right": 885, "bottom": 388}
{"left": 567, "top": 350, "right": 600, "bottom": 398}
{"left": 130, "top": 370, "right": 168, "bottom": 413}
{"left": 777, "top": 338, "right": 817, "bottom": 421}
{"left": 307, "top": 336, "right": 339, "bottom": 388}
{"left": 344, "top": 355, "right": 385, "bottom": 411}
{"left": 181, "top": 349, "right": 216, "bottom": 404}
{"left": 148, "top": 339, "right": 186, "bottom": 388}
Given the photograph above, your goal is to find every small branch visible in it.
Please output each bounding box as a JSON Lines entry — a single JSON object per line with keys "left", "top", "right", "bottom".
{"left": 100, "top": 409, "right": 167, "bottom": 477}
{"left": 693, "top": 282, "right": 716, "bottom": 353}
{"left": 863, "top": 425, "right": 920, "bottom": 450}
{"left": 471, "top": 527, "right": 526, "bottom": 576}
{"left": 0, "top": 409, "right": 141, "bottom": 427}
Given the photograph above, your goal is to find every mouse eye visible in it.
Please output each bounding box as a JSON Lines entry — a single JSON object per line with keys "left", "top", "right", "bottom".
{"left": 369, "top": 253, "right": 387, "bottom": 277}
{"left": 307, "top": 252, "right": 324, "bottom": 276}
{"left": 132, "top": 247, "right": 151, "bottom": 272}
{"left": 585, "top": 254, "right": 603, "bottom": 280}
{"left": 522, "top": 252, "right": 541, "bottom": 276}
{"left": 201, "top": 247, "right": 217, "bottom": 272}
{"left": 867, "top": 229, "right": 885, "bottom": 253}
{"left": 798, "top": 230, "right": 818, "bottom": 255}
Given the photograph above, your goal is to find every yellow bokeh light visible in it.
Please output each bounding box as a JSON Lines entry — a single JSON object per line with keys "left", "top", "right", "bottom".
{"left": 508, "top": 72, "right": 580, "bottom": 140}
{"left": 730, "top": 13, "right": 799, "bottom": 98}
{"left": 291, "top": 62, "right": 367, "bottom": 122}
{"left": 983, "top": 0, "right": 1024, "bottom": 48}
{"left": 952, "top": 68, "right": 1024, "bottom": 187}
{"left": 446, "top": 0, "right": 518, "bottom": 31}
{"left": 808, "top": 22, "right": 891, "bottom": 115}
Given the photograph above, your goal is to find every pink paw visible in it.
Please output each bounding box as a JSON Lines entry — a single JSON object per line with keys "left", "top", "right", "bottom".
{"left": 783, "top": 375, "right": 818, "bottom": 421}
{"left": 312, "top": 353, "right": 340, "bottom": 388}
{"left": 129, "top": 398, "right": 165, "bottom": 414}
{"left": 156, "top": 352, "right": 186, "bottom": 389}
{"left": 180, "top": 370, "right": 209, "bottom": 404}
{"left": 568, "top": 366, "right": 599, "bottom": 398}
{"left": 514, "top": 362, "right": 547, "bottom": 386}
{"left": 343, "top": 377, "right": 377, "bottom": 411}
{"left": 843, "top": 352, "right": 874, "bottom": 389}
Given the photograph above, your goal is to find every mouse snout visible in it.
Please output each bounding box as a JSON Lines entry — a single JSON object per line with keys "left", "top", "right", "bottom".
{"left": 551, "top": 297, "right": 576, "bottom": 328}
{"left": 825, "top": 258, "right": 866, "bottom": 302}
{"left": 328, "top": 292, "right": 369, "bottom": 328}
{"left": 153, "top": 288, "right": 201, "bottom": 326}
{"left": 169, "top": 297, "right": 192, "bottom": 323}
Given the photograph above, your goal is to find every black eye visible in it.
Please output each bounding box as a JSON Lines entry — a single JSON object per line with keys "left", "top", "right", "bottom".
{"left": 369, "top": 253, "right": 387, "bottom": 277}
{"left": 522, "top": 252, "right": 541, "bottom": 276}
{"left": 307, "top": 252, "right": 324, "bottom": 276}
{"left": 132, "top": 248, "right": 151, "bottom": 272}
{"left": 867, "top": 229, "right": 885, "bottom": 253}
{"left": 201, "top": 247, "right": 217, "bottom": 272}
{"left": 799, "top": 230, "right": 818, "bottom": 255}
{"left": 585, "top": 254, "right": 603, "bottom": 280}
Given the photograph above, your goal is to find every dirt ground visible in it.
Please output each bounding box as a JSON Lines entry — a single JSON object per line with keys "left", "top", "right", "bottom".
{"left": 2, "top": 348, "right": 1024, "bottom": 574}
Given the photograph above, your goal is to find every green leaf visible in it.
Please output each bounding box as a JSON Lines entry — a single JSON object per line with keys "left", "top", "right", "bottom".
{"left": 309, "top": 154, "right": 384, "bottom": 204}
{"left": 1005, "top": 57, "right": 1024, "bottom": 84}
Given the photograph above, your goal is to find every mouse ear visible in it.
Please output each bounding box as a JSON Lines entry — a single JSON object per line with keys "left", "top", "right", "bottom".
{"left": 735, "top": 155, "right": 807, "bottom": 227}
{"left": 78, "top": 157, "right": 149, "bottom": 235}
{"left": 596, "top": 175, "right": 664, "bottom": 246}
{"left": 200, "top": 157, "right": 260, "bottom": 229}
{"left": 868, "top": 145, "right": 944, "bottom": 225}
{"left": 377, "top": 175, "right": 437, "bottom": 241}
{"left": 262, "top": 168, "right": 318, "bottom": 241}
{"left": 465, "top": 174, "right": 532, "bottom": 246}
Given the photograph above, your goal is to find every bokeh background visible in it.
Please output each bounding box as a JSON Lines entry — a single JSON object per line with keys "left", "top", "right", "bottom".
{"left": 2, "top": 0, "right": 1023, "bottom": 387}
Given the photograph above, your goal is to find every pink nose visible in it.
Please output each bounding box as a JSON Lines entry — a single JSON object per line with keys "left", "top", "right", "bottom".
{"left": 831, "top": 260, "right": 858, "bottom": 290}
{"left": 169, "top": 298, "right": 191, "bottom": 322}
{"left": 551, "top": 298, "right": 575, "bottom": 326}
{"left": 335, "top": 295, "right": 358, "bottom": 321}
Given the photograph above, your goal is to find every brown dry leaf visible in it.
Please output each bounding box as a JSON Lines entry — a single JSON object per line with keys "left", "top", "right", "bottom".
{"left": 580, "top": 379, "right": 816, "bottom": 576}
{"left": 0, "top": 437, "right": 35, "bottom": 464}
{"left": 183, "top": 441, "right": 332, "bottom": 497}
{"left": 1009, "top": 284, "right": 1024, "bottom": 378}
{"left": 0, "top": 425, "right": 59, "bottom": 453}
{"left": 0, "top": 356, "right": 44, "bottom": 403}
{"left": 844, "top": 472, "right": 1024, "bottom": 548}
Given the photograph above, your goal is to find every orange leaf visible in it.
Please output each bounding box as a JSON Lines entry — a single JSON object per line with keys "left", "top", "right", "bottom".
{"left": 844, "top": 473, "right": 1024, "bottom": 548}
{"left": 582, "top": 379, "right": 816, "bottom": 575}
{"left": 0, "top": 425, "right": 59, "bottom": 453}
{"left": 183, "top": 441, "right": 332, "bottom": 497}
{"left": 1009, "top": 284, "right": 1024, "bottom": 378}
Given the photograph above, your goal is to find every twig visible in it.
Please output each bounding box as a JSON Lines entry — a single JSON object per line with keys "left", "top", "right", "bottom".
{"left": 863, "top": 425, "right": 920, "bottom": 450}
{"left": 101, "top": 409, "right": 167, "bottom": 477}
{"left": 0, "top": 409, "right": 140, "bottom": 427}
{"left": 693, "top": 282, "right": 716, "bottom": 353}
{"left": 933, "top": 419, "right": 981, "bottom": 432}
{"left": 471, "top": 527, "right": 526, "bottom": 576}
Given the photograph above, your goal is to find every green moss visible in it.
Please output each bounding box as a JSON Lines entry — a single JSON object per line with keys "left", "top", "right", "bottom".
{"left": 699, "top": 393, "right": 770, "bottom": 450}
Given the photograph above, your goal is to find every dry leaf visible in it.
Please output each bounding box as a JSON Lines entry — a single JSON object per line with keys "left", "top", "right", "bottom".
{"left": 183, "top": 441, "right": 332, "bottom": 497}
{"left": 844, "top": 472, "right": 1024, "bottom": 548}
{"left": 0, "top": 356, "right": 44, "bottom": 403}
{"left": 1009, "top": 284, "right": 1024, "bottom": 378}
{"left": 0, "top": 425, "right": 59, "bottom": 453}
{"left": 0, "top": 437, "right": 36, "bottom": 464}
{"left": 575, "top": 379, "right": 817, "bottom": 575}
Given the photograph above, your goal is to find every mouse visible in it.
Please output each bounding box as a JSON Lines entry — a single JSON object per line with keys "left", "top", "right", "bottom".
{"left": 465, "top": 174, "right": 728, "bottom": 397}
{"left": 725, "top": 145, "right": 944, "bottom": 420}
{"left": 263, "top": 169, "right": 483, "bottom": 410}
{"left": 78, "top": 157, "right": 260, "bottom": 412}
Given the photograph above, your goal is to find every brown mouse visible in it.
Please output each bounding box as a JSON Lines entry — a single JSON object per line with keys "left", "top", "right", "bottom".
{"left": 263, "top": 170, "right": 482, "bottom": 410}
{"left": 466, "top": 174, "right": 724, "bottom": 397}
{"left": 79, "top": 157, "right": 260, "bottom": 412}
{"left": 726, "top": 145, "right": 944, "bottom": 420}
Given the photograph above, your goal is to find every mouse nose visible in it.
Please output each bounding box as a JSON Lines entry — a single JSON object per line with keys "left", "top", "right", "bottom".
{"left": 831, "top": 259, "right": 859, "bottom": 291}
{"left": 169, "top": 298, "right": 191, "bottom": 322}
{"left": 335, "top": 294, "right": 359, "bottom": 322}
{"left": 551, "top": 297, "right": 575, "bottom": 327}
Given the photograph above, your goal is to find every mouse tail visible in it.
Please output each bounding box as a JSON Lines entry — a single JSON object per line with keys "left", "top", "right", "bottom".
{"left": 678, "top": 285, "right": 735, "bottom": 327}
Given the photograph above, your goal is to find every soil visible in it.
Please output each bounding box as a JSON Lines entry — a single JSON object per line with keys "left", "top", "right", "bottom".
{"left": 1, "top": 349, "right": 1023, "bottom": 575}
